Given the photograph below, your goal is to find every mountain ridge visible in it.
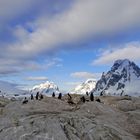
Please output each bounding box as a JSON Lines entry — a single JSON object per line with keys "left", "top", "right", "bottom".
{"left": 94, "top": 59, "right": 140, "bottom": 96}
{"left": 71, "top": 79, "right": 96, "bottom": 94}
{"left": 31, "top": 81, "right": 60, "bottom": 95}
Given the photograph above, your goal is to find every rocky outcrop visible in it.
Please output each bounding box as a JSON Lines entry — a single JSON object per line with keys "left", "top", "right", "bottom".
{"left": 0, "top": 96, "right": 139, "bottom": 140}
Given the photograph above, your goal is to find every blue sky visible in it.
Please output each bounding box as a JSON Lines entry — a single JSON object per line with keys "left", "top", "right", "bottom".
{"left": 0, "top": 0, "right": 140, "bottom": 91}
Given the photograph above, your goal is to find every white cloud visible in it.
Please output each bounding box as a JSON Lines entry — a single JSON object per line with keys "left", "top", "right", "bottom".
{"left": 0, "top": 58, "right": 40, "bottom": 75}
{"left": 0, "top": 80, "right": 26, "bottom": 94}
{"left": 44, "top": 57, "right": 63, "bottom": 69}
{"left": 65, "top": 82, "right": 81, "bottom": 87}
{"left": 1, "top": 0, "right": 140, "bottom": 76}
{"left": 0, "top": 0, "right": 39, "bottom": 24}
{"left": 26, "top": 76, "right": 48, "bottom": 81}
{"left": 2, "top": 0, "right": 140, "bottom": 59}
{"left": 71, "top": 72, "right": 98, "bottom": 79}
{"left": 0, "top": 57, "right": 63, "bottom": 75}
{"left": 92, "top": 42, "right": 140, "bottom": 65}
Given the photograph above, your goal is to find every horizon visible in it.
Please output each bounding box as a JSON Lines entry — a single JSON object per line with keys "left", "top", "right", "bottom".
{"left": 0, "top": 0, "right": 140, "bottom": 92}
{"left": 0, "top": 58, "right": 140, "bottom": 93}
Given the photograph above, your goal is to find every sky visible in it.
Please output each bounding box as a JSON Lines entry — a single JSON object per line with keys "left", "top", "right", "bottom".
{"left": 0, "top": 0, "right": 140, "bottom": 92}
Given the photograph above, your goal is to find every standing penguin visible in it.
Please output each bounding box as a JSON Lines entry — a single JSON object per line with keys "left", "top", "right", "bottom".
{"left": 58, "top": 93, "right": 62, "bottom": 99}
{"left": 86, "top": 92, "right": 89, "bottom": 96}
{"left": 31, "top": 93, "right": 34, "bottom": 100}
{"left": 36, "top": 92, "right": 39, "bottom": 100}
{"left": 52, "top": 92, "right": 55, "bottom": 97}
{"left": 40, "top": 94, "right": 44, "bottom": 100}
{"left": 90, "top": 92, "right": 94, "bottom": 101}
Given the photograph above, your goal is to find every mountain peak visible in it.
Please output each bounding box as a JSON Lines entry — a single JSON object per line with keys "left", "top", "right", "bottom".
{"left": 85, "top": 79, "right": 96, "bottom": 84}
{"left": 111, "top": 59, "right": 140, "bottom": 74}
{"left": 71, "top": 79, "right": 96, "bottom": 94}
{"left": 112, "top": 59, "right": 131, "bottom": 70}
{"left": 114, "top": 59, "right": 130, "bottom": 65}
{"left": 32, "top": 81, "right": 59, "bottom": 95}
{"left": 95, "top": 59, "right": 140, "bottom": 96}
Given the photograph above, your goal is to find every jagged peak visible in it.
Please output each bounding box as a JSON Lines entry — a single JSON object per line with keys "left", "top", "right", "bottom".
{"left": 111, "top": 59, "right": 140, "bottom": 73}
{"left": 71, "top": 79, "right": 96, "bottom": 94}
{"left": 85, "top": 79, "right": 96, "bottom": 84}
{"left": 32, "top": 80, "right": 59, "bottom": 92}
{"left": 113, "top": 59, "right": 131, "bottom": 68}
{"left": 114, "top": 59, "right": 130, "bottom": 64}
{"left": 111, "top": 59, "right": 135, "bottom": 72}
{"left": 95, "top": 59, "right": 140, "bottom": 96}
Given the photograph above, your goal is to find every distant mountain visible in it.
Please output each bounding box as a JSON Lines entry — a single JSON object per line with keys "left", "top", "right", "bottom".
{"left": 94, "top": 59, "right": 140, "bottom": 96}
{"left": 71, "top": 79, "right": 96, "bottom": 94}
{"left": 31, "top": 81, "right": 60, "bottom": 95}
{"left": 0, "top": 81, "right": 28, "bottom": 98}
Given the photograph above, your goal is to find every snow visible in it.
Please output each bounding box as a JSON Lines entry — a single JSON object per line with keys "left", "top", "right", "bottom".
{"left": 115, "top": 59, "right": 130, "bottom": 66}
{"left": 95, "top": 59, "right": 140, "bottom": 97}
{"left": 31, "top": 81, "right": 60, "bottom": 96}
{"left": 71, "top": 79, "right": 96, "bottom": 94}
{"left": 1, "top": 59, "right": 140, "bottom": 99}
{"left": 0, "top": 81, "right": 29, "bottom": 99}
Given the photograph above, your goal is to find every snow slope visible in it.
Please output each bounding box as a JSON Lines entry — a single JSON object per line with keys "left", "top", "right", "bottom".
{"left": 31, "top": 81, "right": 60, "bottom": 96}
{"left": 71, "top": 79, "right": 96, "bottom": 94}
{"left": 94, "top": 59, "right": 140, "bottom": 97}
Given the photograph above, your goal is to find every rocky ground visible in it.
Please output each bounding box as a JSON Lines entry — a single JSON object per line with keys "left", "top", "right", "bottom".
{"left": 0, "top": 95, "right": 140, "bottom": 140}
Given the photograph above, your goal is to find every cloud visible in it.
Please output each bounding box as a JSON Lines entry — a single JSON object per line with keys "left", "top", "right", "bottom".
{"left": 26, "top": 76, "right": 48, "bottom": 81}
{"left": 0, "top": 58, "right": 40, "bottom": 75}
{"left": 65, "top": 82, "right": 81, "bottom": 86}
{"left": 0, "top": 0, "right": 40, "bottom": 27}
{"left": 45, "top": 57, "right": 63, "bottom": 68}
{"left": 0, "top": 0, "right": 140, "bottom": 76}
{"left": 0, "top": 57, "right": 63, "bottom": 75}
{"left": 2, "top": 0, "right": 140, "bottom": 59}
{"left": 71, "top": 72, "right": 97, "bottom": 79}
{"left": 92, "top": 41, "right": 140, "bottom": 65}
{"left": 0, "top": 68, "right": 19, "bottom": 76}
{"left": 0, "top": 80, "right": 26, "bottom": 94}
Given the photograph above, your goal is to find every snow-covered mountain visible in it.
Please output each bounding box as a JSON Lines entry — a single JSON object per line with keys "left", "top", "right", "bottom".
{"left": 31, "top": 81, "right": 60, "bottom": 95}
{"left": 0, "top": 81, "right": 28, "bottom": 99}
{"left": 94, "top": 59, "right": 140, "bottom": 97}
{"left": 71, "top": 79, "right": 96, "bottom": 94}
